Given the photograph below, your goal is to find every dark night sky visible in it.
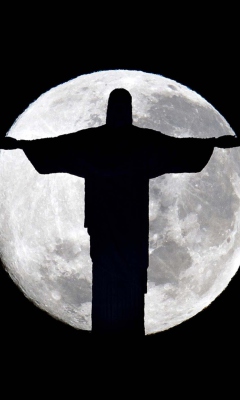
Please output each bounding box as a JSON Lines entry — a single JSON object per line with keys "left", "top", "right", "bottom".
{"left": 0, "top": 28, "right": 239, "bottom": 373}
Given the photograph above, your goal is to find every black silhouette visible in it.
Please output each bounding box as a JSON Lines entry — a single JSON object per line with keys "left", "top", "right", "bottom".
{"left": 1, "top": 89, "right": 239, "bottom": 337}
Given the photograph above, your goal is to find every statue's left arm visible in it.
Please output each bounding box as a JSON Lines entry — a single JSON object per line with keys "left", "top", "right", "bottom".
{"left": 213, "top": 134, "right": 240, "bottom": 149}
{"left": 148, "top": 131, "right": 240, "bottom": 179}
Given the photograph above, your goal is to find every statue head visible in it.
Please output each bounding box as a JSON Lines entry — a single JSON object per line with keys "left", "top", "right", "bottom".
{"left": 106, "top": 89, "right": 133, "bottom": 127}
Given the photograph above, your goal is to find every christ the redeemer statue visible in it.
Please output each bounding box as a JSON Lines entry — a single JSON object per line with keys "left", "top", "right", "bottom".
{"left": 1, "top": 89, "right": 239, "bottom": 337}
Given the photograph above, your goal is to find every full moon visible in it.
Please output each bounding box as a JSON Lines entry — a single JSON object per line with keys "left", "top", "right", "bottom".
{"left": 0, "top": 70, "right": 239, "bottom": 335}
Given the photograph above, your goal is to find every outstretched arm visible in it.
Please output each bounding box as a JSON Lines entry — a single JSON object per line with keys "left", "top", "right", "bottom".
{"left": 0, "top": 136, "right": 20, "bottom": 150}
{"left": 213, "top": 134, "right": 240, "bottom": 148}
{"left": 0, "top": 131, "right": 92, "bottom": 178}
{"left": 148, "top": 132, "right": 214, "bottom": 178}
{"left": 0, "top": 135, "right": 69, "bottom": 174}
{"left": 148, "top": 130, "right": 240, "bottom": 179}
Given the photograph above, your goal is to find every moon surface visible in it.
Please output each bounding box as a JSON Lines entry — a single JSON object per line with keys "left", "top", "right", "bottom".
{"left": 0, "top": 70, "right": 239, "bottom": 335}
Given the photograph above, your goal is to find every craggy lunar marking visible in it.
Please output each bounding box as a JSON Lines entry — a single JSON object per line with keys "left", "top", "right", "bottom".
{"left": 0, "top": 70, "right": 239, "bottom": 334}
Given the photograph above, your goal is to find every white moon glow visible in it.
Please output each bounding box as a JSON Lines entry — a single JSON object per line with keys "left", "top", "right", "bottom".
{"left": 0, "top": 70, "right": 239, "bottom": 335}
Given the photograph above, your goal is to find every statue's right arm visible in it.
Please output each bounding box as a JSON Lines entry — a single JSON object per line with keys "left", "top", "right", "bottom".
{"left": 0, "top": 131, "right": 92, "bottom": 178}
{"left": 0, "top": 135, "right": 68, "bottom": 175}
{"left": 0, "top": 136, "right": 20, "bottom": 150}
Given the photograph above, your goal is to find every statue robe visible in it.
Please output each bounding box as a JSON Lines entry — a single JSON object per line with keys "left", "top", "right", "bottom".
{"left": 19, "top": 124, "right": 215, "bottom": 334}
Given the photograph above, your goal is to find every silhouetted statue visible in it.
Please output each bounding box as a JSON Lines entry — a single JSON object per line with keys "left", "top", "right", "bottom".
{"left": 1, "top": 89, "right": 239, "bottom": 337}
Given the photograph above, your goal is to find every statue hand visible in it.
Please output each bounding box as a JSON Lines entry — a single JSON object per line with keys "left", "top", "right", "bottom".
{"left": 0, "top": 137, "right": 18, "bottom": 150}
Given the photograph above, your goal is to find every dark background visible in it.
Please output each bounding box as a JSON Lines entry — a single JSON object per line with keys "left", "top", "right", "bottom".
{"left": 0, "top": 23, "right": 239, "bottom": 374}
